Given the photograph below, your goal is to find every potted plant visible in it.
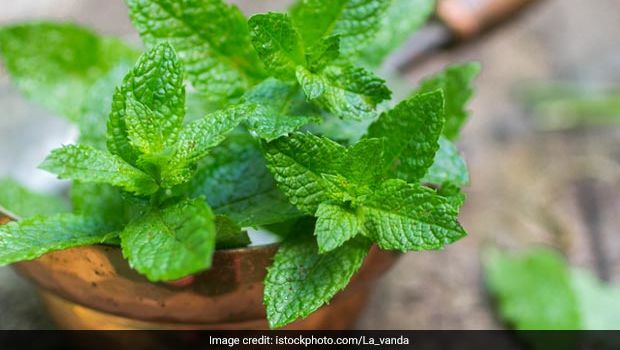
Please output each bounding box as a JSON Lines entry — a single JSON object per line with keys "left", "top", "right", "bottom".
{"left": 0, "top": 0, "right": 479, "bottom": 329}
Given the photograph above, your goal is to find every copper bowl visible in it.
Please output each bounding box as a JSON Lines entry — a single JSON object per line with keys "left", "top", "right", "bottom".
{"left": 12, "top": 236, "right": 400, "bottom": 330}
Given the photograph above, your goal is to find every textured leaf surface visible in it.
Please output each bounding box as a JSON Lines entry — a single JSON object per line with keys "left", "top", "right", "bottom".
{"left": 367, "top": 91, "right": 445, "bottom": 182}
{"left": 40, "top": 145, "right": 158, "bottom": 196}
{"left": 159, "top": 105, "right": 250, "bottom": 187}
{"left": 305, "top": 35, "right": 340, "bottom": 72}
{"left": 0, "top": 22, "right": 137, "bottom": 120}
{"left": 484, "top": 249, "right": 581, "bottom": 330}
{"left": 264, "top": 235, "right": 370, "bottom": 328}
{"left": 128, "top": 0, "right": 265, "bottom": 101}
{"left": 249, "top": 13, "right": 304, "bottom": 80}
{"left": 296, "top": 65, "right": 390, "bottom": 120}
{"left": 265, "top": 134, "right": 391, "bottom": 213}
{"left": 243, "top": 78, "right": 319, "bottom": 141}
{"left": 107, "top": 43, "right": 185, "bottom": 165}
{"left": 361, "top": 179, "right": 465, "bottom": 251}
{"left": 248, "top": 107, "right": 318, "bottom": 142}
{"left": 263, "top": 133, "right": 344, "bottom": 214}
{"left": 192, "top": 134, "right": 301, "bottom": 227}
{"left": 265, "top": 134, "right": 466, "bottom": 253}
{"left": 315, "top": 203, "right": 360, "bottom": 253}
{"left": 120, "top": 198, "right": 216, "bottom": 281}
{"left": 0, "top": 178, "right": 69, "bottom": 219}
{"left": 415, "top": 63, "right": 481, "bottom": 139}
{"left": 422, "top": 136, "right": 469, "bottom": 186}
{"left": 289, "top": 0, "right": 389, "bottom": 56}
{"left": 123, "top": 96, "right": 166, "bottom": 155}
{"left": 343, "top": 138, "right": 387, "bottom": 186}
{"left": 0, "top": 214, "right": 114, "bottom": 266}
{"left": 361, "top": 0, "right": 435, "bottom": 67}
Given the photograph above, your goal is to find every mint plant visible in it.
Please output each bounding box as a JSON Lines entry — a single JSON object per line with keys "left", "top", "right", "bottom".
{"left": 0, "top": 0, "right": 479, "bottom": 328}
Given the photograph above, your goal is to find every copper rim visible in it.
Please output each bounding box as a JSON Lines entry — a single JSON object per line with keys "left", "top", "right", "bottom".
{"left": 14, "top": 243, "right": 400, "bottom": 329}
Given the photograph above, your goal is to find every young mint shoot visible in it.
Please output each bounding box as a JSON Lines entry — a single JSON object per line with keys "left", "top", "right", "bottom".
{"left": 0, "top": 0, "right": 479, "bottom": 328}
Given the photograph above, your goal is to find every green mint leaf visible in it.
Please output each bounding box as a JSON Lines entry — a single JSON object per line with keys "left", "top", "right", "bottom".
{"left": 319, "top": 139, "right": 388, "bottom": 203}
{"left": 265, "top": 134, "right": 465, "bottom": 253}
{"left": 264, "top": 134, "right": 389, "bottom": 214}
{"left": 422, "top": 136, "right": 469, "bottom": 186}
{"left": 185, "top": 91, "right": 228, "bottom": 123}
{"left": 296, "top": 64, "right": 391, "bottom": 120}
{"left": 120, "top": 198, "right": 216, "bottom": 281}
{"left": 315, "top": 203, "right": 360, "bottom": 253}
{"left": 249, "top": 13, "right": 305, "bottom": 80}
{"left": 108, "top": 43, "right": 185, "bottom": 166}
{"left": 571, "top": 270, "right": 620, "bottom": 330}
{"left": 244, "top": 78, "right": 320, "bottom": 141}
{"left": 214, "top": 215, "right": 251, "bottom": 249}
{"left": 159, "top": 105, "right": 250, "bottom": 188}
{"left": 361, "top": 179, "right": 466, "bottom": 251}
{"left": 485, "top": 248, "right": 620, "bottom": 331}
{"left": 331, "top": 65, "right": 392, "bottom": 106}
{"left": 343, "top": 137, "right": 387, "bottom": 186}
{"left": 248, "top": 105, "right": 319, "bottom": 142}
{"left": 128, "top": 0, "right": 265, "bottom": 101}
{"left": 191, "top": 133, "right": 301, "bottom": 227}
{"left": 484, "top": 249, "right": 582, "bottom": 330}
{"left": 289, "top": 0, "right": 390, "bottom": 56}
{"left": 263, "top": 133, "right": 344, "bottom": 214}
{"left": 262, "top": 216, "right": 317, "bottom": 239}
{"left": 78, "top": 62, "right": 134, "bottom": 150}
{"left": 360, "top": 0, "right": 435, "bottom": 67}
{"left": 0, "top": 22, "right": 138, "bottom": 121}
{"left": 40, "top": 145, "right": 158, "bottom": 196}
{"left": 0, "top": 178, "right": 69, "bottom": 219}
{"left": 308, "top": 117, "right": 371, "bottom": 144}
{"left": 0, "top": 214, "right": 114, "bottom": 266}
{"left": 414, "top": 63, "right": 481, "bottom": 139}
{"left": 319, "top": 174, "right": 359, "bottom": 203}
{"left": 264, "top": 235, "right": 370, "bottom": 328}
{"left": 70, "top": 182, "right": 133, "bottom": 228}
{"left": 123, "top": 96, "right": 166, "bottom": 155}
{"left": 436, "top": 182, "right": 467, "bottom": 209}
{"left": 305, "top": 35, "right": 340, "bottom": 72}
{"left": 366, "top": 90, "right": 445, "bottom": 182}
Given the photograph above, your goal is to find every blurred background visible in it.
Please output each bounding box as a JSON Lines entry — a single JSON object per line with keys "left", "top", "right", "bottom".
{"left": 1, "top": 0, "right": 619, "bottom": 330}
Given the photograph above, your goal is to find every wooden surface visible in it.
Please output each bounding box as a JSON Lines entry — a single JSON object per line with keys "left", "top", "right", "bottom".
{"left": 1, "top": 0, "right": 620, "bottom": 330}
